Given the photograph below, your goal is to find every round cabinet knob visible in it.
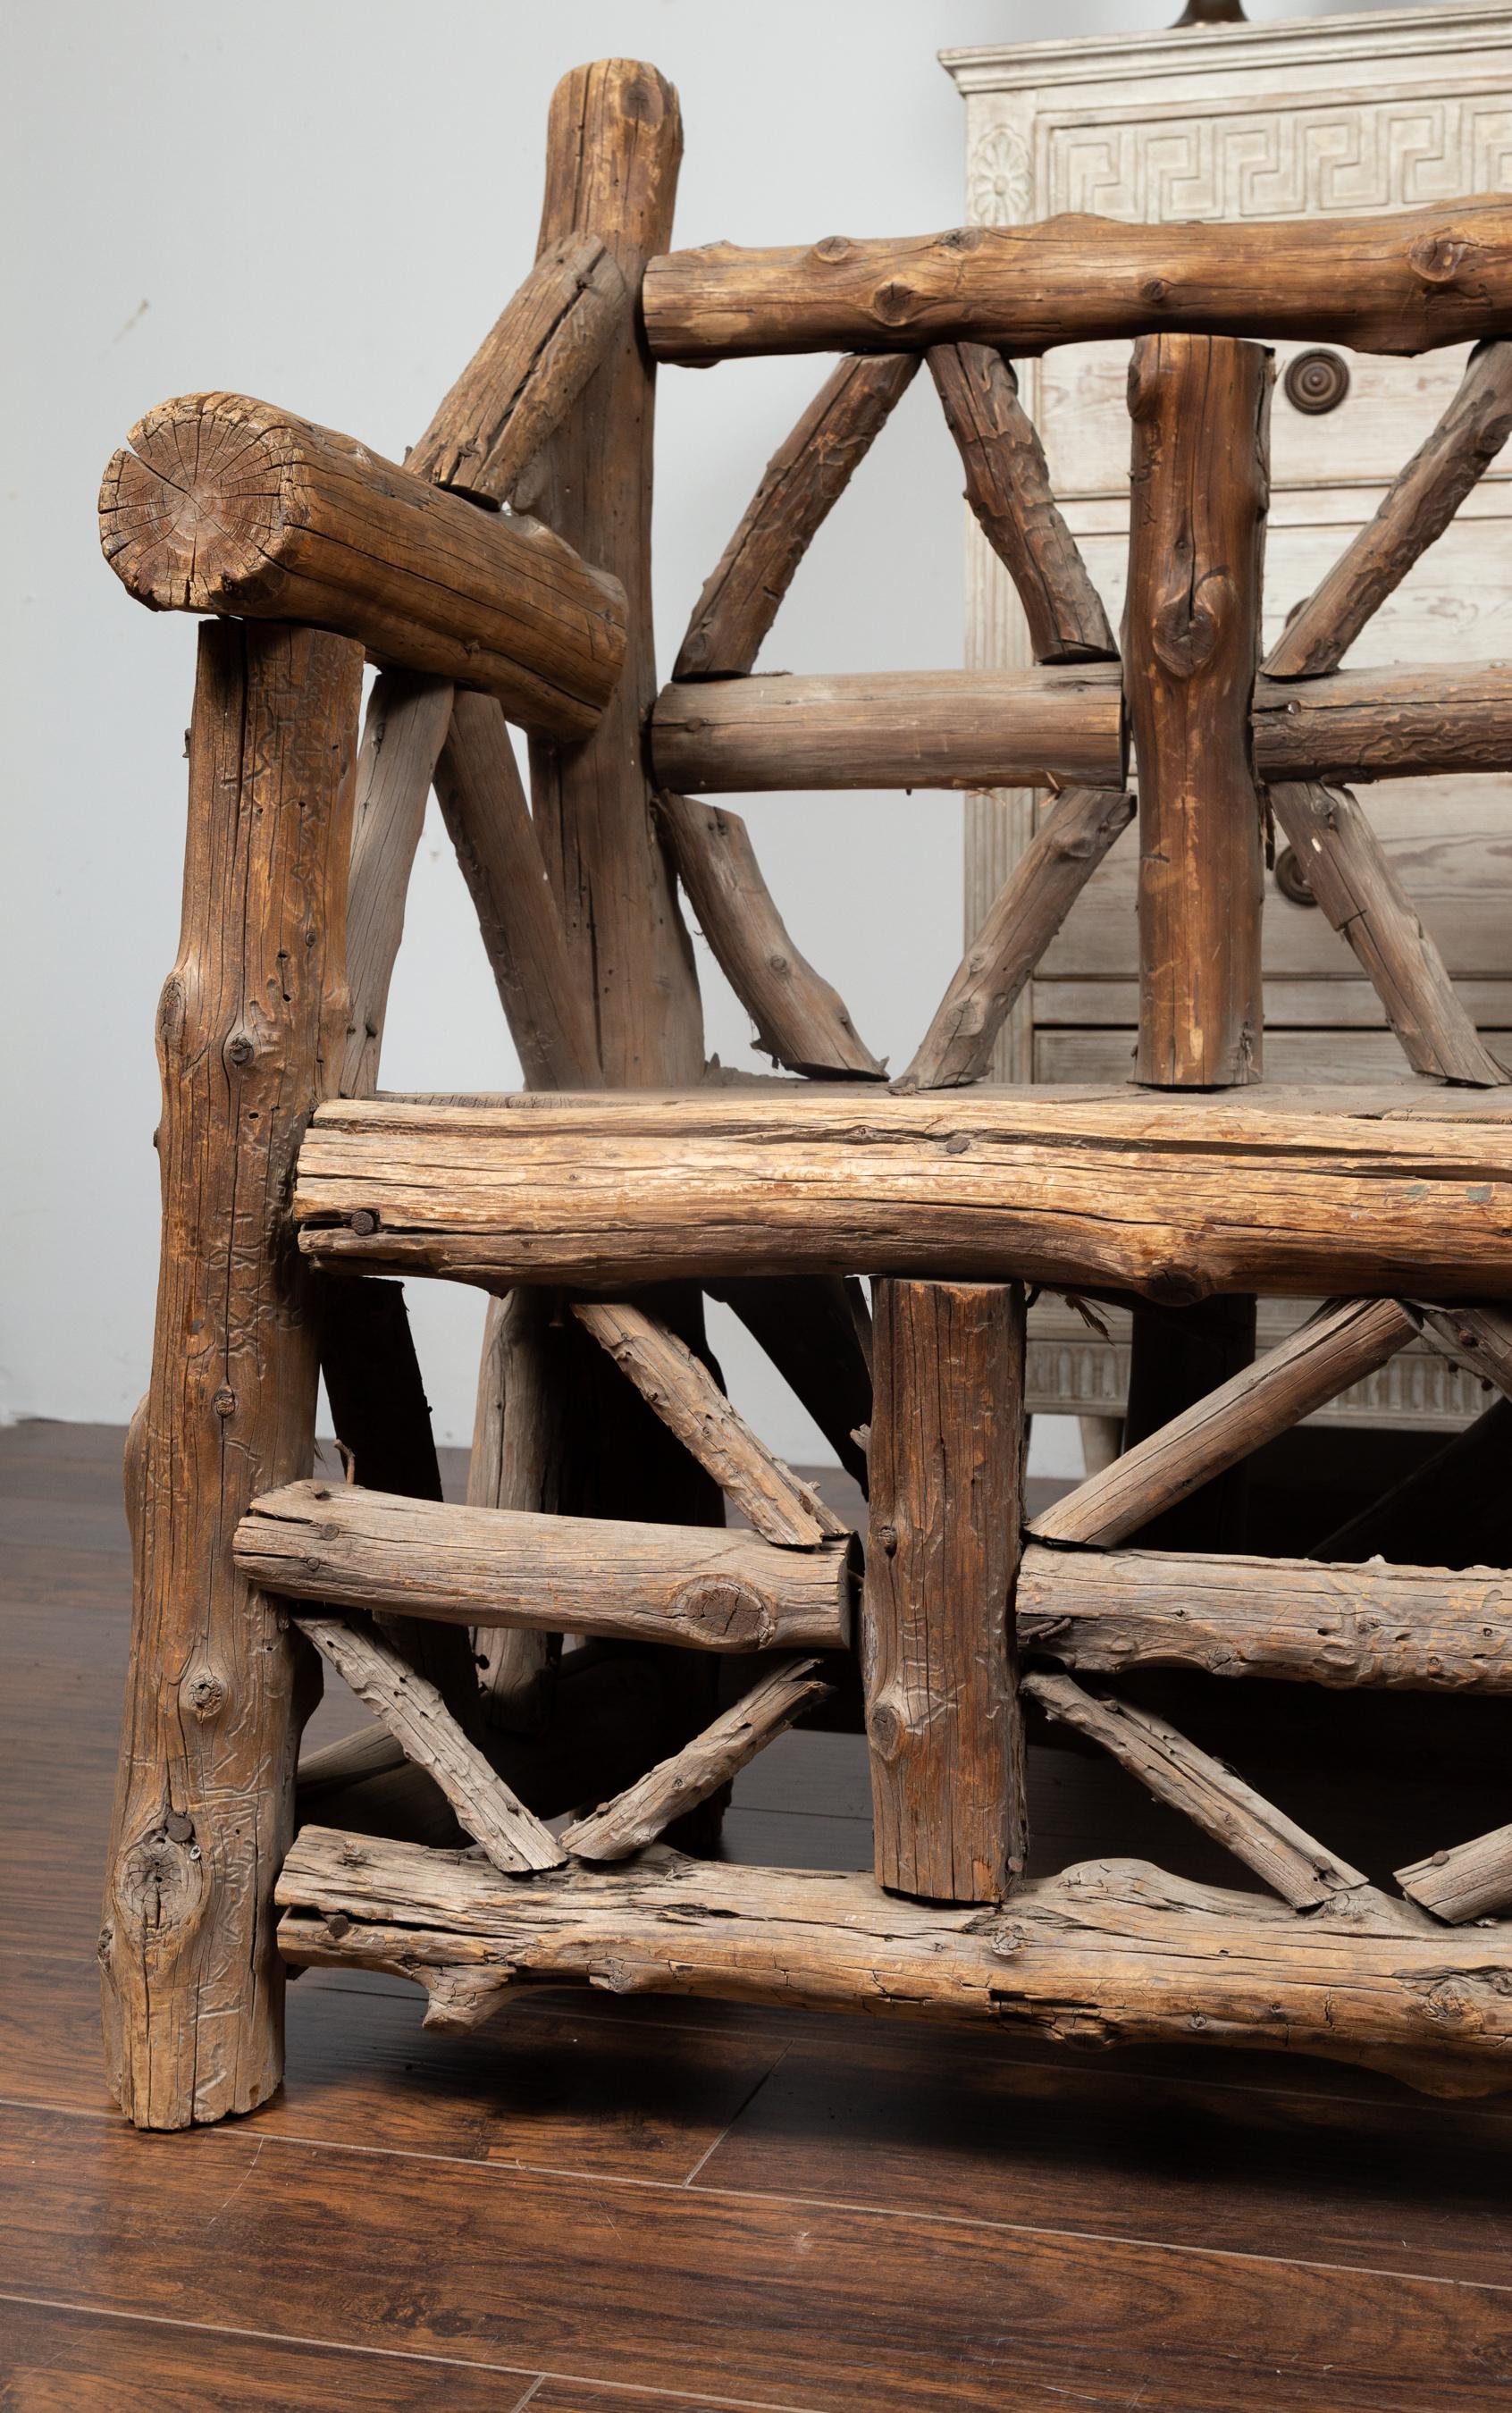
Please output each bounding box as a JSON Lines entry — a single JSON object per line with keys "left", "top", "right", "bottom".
{"left": 1274, "top": 846, "right": 1317, "bottom": 906}
{"left": 1284, "top": 349, "right": 1350, "bottom": 415}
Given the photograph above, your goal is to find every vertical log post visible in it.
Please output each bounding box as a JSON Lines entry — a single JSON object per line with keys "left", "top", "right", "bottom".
{"left": 101, "top": 622, "right": 363, "bottom": 2129}
{"left": 1127, "top": 335, "right": 1272, "bottom": 1088}
{"left": 499, "top": 63, "right": 725, "bottom": 1795}
{"left": 864, "top": 1279, "right": 1027, "bottom": 1904}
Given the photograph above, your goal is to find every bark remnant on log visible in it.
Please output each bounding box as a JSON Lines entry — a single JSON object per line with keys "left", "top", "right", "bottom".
{"left": 1265, "top": 337, "right": 1512, "bottom": 680}
{"left": 276, "top": 1829, "right": 1512, "bottom": 2095}
{"left": 897, "top": 787, "right": 1133, "bottom": 1091}
{"left": 928, "top": 343, "right": 1117, "bottom": 665}
{"left": 865, "top": 1279, "right": 1027, "bottom": 1903}
{"left": 572, "top": 1299, "right": 848, "bottom": 1546}
{"left": 294, "top": 1612, "right": 563, "bottom": 1874}
{"left": 642, "top": 202, "right": 1512, "bottom": 363}
{"left": 657, "top": 792, "right": 885, "bottom": 1079}
{"left": 100, "top": 393, "right": 626, "bottom": 740}
{"left": 1019, "top": 1542, "right": 1512, "bottom": 1692}
{"left": 674, "top": 353, "right": 919, "bottom": 679}
{"left": 409, "top": 234, "right": 627, "bottom": 505}
{"left": 1270, "top": 781, "right": 1506, "bottom": 1086}
{"left": 1031, "top": 1297, "right": 1417, "bottom": 1546}
{"left": 100, "top": 621, "right": 364, "bottom": 2131}
{"left": 234, "top": 1479, "right": 854, "bottom": 1652}
{"left": 563, "top": 1656, "right": 833, "bottom": 1860}
{"left": 1024, "top": 1669, "right": 1371, "bottom": 1911}
{"left": 1127, "top": 333, "right": 1271, "bottom": 1087}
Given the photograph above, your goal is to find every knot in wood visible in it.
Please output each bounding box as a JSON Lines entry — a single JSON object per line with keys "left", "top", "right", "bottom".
{"left": 870, "top": 281, "right": 920, "bottom": 328}
{"left": 813, "top": 236, "right": 853, "bottom": 264}
{"left": 669, "top": 1575, "right": 774, "bottom": 1647}
{"left": 117, "top": 1823, "right": 206, "bottom": 1937}
{"left": 224, "top": 1029, "right": 257, "bottom": 1070}
{"left": 1151, "top": 573, "right": 1231, "bottom": 679}
{"left": 211, "top": 1387, "right": 237, "bottom": 1418}
{"left": 181, "top": 1665, "right": 227, "bottom": 1721}
{"left": 1142, "top": 277, "right": 1171, "bottom": 307}
{"left": 1408, "top": 231, "right": 1478, "bottom": 290}
{"left": 868, "top": 1697, "right": 904, "bottom": 1762}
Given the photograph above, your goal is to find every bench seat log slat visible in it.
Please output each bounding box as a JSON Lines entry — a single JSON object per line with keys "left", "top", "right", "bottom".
{"left": 1032, "top": 1298, "right": 1419, "bottom": 1547}
{"left": 641, "top": 200, "right": 1512, "bottom": 364}
{"left": 1265, "top": 337, "right": 1512, "bottom": 681}
{"left": 233, "top": 1479, "right": 854, "bottom": 1653}
{"left": 276, "top": 1829, "right": 1512, "bottom": 2096}
{"left": 99, "top": 392, "right": 627, "bottom": 741}
{"left": 291, "top": 1089, "right": 1512, "bottom": 1302}
{"left": 1019, "top": 1543, "right": 1512, "bottom": 1692}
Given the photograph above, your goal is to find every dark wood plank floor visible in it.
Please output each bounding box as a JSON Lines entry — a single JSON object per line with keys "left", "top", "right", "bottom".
{"left": 4, "top": 1419, "right": 1512, "bottom": 2410}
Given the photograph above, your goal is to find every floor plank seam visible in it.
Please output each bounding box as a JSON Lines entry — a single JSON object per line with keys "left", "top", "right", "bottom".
{"left": 5, "top": 2095, "right": 1506, "bottom": 2297}
{"left": 0, "top": 2292, "right": 829, "bottom": 2413}
{"left": 680, "top": 2043, "right": 794, "bottom": 2188}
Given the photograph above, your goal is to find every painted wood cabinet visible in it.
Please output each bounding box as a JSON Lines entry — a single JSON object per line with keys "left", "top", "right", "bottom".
{"left": 943, "top": 3, "right": 1512, "bottom": 1426}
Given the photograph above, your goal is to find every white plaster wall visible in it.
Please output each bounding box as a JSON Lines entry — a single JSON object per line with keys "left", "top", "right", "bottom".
{"left": 1, "top": 0, "right": 1383, "bottom": 1462}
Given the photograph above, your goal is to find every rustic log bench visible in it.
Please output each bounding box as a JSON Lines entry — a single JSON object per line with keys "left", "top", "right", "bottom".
{"left": 96, "top": 56, "right": 1512, "bottom": 2131}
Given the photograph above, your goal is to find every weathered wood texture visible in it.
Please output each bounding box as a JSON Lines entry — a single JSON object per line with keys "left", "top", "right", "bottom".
{"left": 1023, "top": 1670, "right": 1370, "bottom": 1912}
{"left": 1265, "top": 337, "right": 1512, "bottom": 680}
{"left": 1270, "top": 781, "right": 1506, "bottom": 1086}
{"left": 294, "top": 1090, "right": 1512, "bottom": 1302}
{"left": 1314, "top": 1396, "right": 1512, "bottom": 1568}
{"left": 1411, "top": 1299, "right": 1512, "bottom": 1400}
{"left": 897, "top": 787, "right": 1133, "bottom": 1091}
{"left": 674, "top": 353, "right": 918, "bottom": 680}
{"left": 1031, "top": 1297, "right": 1417, "bottom": 1547}
{"left": 642, "top": 201, "right": 1512, "bottom": 363}
{"left": 928, "top": 343, "right": 1116, "bottom": 665}
{"left": 294, "top": 1612, "right": 563, "bottom": 1875}
{"left": 235, "top": 1479, "right": 854, "bottom": 1652}
{"left": 651, "top": 662, "right": 1512, "bottom": 793}
{"left": 276, "top": 1830, "right": 1512, "bottom": 2094}
{"left": 1019, "top": 1543, "right": 1512, "bottom": 1692}
{"left": 563, "top": 1656, "right": 832, "bottom": 1861}
{"left": 709, "top": 1274, "right": 873, "bottom": 1493}
{"left": 434, "top": 691, "right": 604, "bottom": 1090}
{"left": 340, "top": 673, "right": 455, "bottom": 1097}
{"left": 1251, "top": 660, "right": 1512, "bottom": 784}
{"left": 525, "top": 59, "right": 704, "bottom": 1088}
{"left": 1119, "top": 1293, "right": 1256, "bottom": 1553}
{"left": 865, "top": 1280, "right": 1027, "bottom": 1903}
{"left": 1127, "top": 334, "right": 1271, "bottom": 1087}
{"left": 99, "top": 394, "right": 626, "bottom": 740}
{"left": 1397, "top": 1824, "right": 1512, "bottom": 1923}
{"left": 100, "top": 622, "right": 363, "bottom": 2131}
{"left": 466, "top": 1289, "right": 572, "bottom": 1733}
{"left": 318, "top": 1276, "right": 481, "bottom": 1733}
{"left": 571, "top": 1299, "right": 847, "bottom": 1546}
{"left": 651, "top": 667, "right": 1126, "bottom": 795}
{"left": 657, "top": 792, "right": 884, "bottom": 1078}
{"left": 409, "top": 234, "right": 626, "bottom": 504}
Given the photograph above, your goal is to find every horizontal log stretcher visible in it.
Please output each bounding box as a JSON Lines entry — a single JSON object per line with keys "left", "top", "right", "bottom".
{"left": 291, "top": 1086, "right": 1512, "bottom": 1299}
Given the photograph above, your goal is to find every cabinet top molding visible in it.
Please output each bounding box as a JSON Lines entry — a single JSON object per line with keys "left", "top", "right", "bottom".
{"left": 643, "top": 202, "right": 1512, "bottom": 365}
{"left": 939, "top": 3, "right": 1512, "bottom": 93}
